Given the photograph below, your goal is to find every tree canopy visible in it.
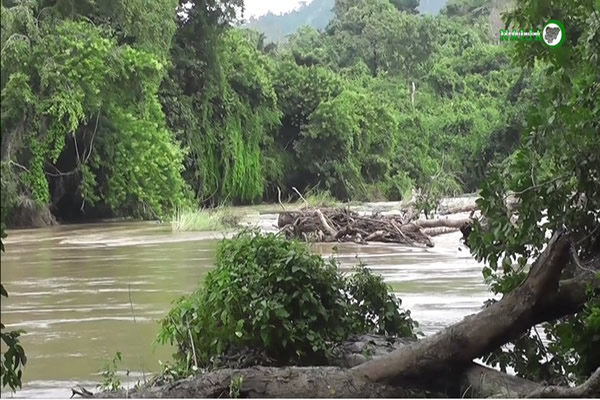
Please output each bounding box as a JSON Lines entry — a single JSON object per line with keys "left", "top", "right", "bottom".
{"left": 1, "top": 0, "right": 533, "bottom": 221}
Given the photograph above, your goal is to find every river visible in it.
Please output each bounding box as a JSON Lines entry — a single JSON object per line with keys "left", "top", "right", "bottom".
{"left": 0, "top": 208, "right": 490, "bottom": 398}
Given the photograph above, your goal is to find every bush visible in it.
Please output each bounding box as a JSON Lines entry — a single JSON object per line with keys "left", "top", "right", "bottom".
{"left": 157, "top": 230, "right": 416, "bottom": 372}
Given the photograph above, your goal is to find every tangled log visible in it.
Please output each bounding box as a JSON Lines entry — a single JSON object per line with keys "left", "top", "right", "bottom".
{"left": 437, "top": 194, "right": 519, "bottom": 216}
{"left": 278, "top": 208, "right": 472, "bottom": 247}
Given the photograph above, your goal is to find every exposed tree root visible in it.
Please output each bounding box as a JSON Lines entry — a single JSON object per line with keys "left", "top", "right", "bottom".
{"left": 6, "top": 195, "right": 57, "bottom": 228}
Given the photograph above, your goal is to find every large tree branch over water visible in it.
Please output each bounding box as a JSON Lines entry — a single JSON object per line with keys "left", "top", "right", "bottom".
{"left": 351, "top": 230, "right": 571, "bottom": 382}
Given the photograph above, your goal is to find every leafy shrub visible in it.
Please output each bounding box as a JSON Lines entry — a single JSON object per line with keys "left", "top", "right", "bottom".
{"left": 99, "top": 352, "right": 123, "bottom": 392}
{"left": 157, "top": 230, "right": 416, "bottom": 373}
{"left": 0, "top": 312, "right": 26, "bottom": 392}
{"left": 346, "top": 265, "right": 417, "bottom": 337}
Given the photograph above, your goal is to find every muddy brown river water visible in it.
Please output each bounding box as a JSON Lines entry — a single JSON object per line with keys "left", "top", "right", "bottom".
{"left": 0, "top": 209, "right": 491, "bottom": 398}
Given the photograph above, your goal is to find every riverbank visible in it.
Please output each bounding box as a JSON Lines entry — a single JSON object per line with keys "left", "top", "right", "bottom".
{"left": 3, "top": 193, "right": 482, "bottom": 231}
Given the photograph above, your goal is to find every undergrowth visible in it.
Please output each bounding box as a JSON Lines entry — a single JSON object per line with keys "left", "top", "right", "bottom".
{"left": 157, "top": 230, "right": 416, "bottom": 378}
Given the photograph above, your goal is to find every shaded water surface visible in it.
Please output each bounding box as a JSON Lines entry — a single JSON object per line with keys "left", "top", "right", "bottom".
{"left": 1, "top": 213, "right": 488, "bottom": 398}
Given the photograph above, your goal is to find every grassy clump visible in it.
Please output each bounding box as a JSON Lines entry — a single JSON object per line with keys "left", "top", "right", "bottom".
{"left": 170, "top": 208, "right": 237, "bottom": 232}
{"left": 157, "top": 230, "right": 416, "bottom": 374}
{"left": 301, "top": 190, "right": 341, "bottom": 208}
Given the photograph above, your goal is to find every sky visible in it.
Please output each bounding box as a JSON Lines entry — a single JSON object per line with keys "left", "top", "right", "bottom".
{"left": 243, "top": 0, "right": 313, "bottom": 18}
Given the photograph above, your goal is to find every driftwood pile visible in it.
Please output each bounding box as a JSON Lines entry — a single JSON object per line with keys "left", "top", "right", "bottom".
{"left": 277, "top": 208, "right": 471, "bottom": 247}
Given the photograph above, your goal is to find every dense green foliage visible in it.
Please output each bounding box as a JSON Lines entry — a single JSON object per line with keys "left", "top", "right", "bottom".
{"left": 1, "top": 0, "right": 189, "bottom": 224}
{"left": 467, "top": 0, "right": 600, "bottom": 385}
{"left": 1, "top": 0, "right": 529, "bottom": 224}
{"left": 157, "top": 231, "right": 416, "bottom": 373}
{"left": 161, "top": 20, "right": 278, "bottom": 205}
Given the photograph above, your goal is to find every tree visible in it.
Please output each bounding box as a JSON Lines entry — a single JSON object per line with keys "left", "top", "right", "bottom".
{"left": 295, "top": 89, "right": 397, "bottom": 200}
{"left": 160, "top": 2, "right": 281, "bottom": 205}
{"left": 1, "top": 1, "right": 188, "bottom": 223}
{"left": 326, "top": 0, "right": 435, "bottom": 78}
{"left": 468, "top": 0, "right": 600, "bottom": 384}
{"left": 268, "top": 60, "right": 344, "bottom": 195}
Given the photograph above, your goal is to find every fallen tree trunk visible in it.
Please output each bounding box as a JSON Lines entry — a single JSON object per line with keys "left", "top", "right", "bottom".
{"left": 96, "top": 366, "right": 432, "bottom": 398}
{"left": 423, "top": 227, "right": 460, "bottom": 237}
{"left": 414, "top": 217, "right": 471, "bottom": 229}
{"left": 330, "top": 335, "right": 543, "bottom": 398}
{"left": 96, "top": 364, "right": 550, "bottom": 399}
{"left": 90, "top": 230, "right": 598, "bottom": 399}
{"left": 437, "top": 194, "right": 519, "bottom": 216}
{"left": 94, "top": 335, "right": 543, "bottom": 398}
{"left": 352, "top": 231, "right": 572, "bottom": 383}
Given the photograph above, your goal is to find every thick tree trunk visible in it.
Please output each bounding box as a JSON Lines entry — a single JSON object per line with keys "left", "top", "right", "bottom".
{"left": 352, "top": 230, "right": 571, "bottom": 383}
{"left": 414, "top": 217, "right": 471, "bottom": 229}
{"left": 437, "top": 194, "right": 519, "bottom": 215}
{"left": 96, "top": 364, "right": 554, "bottom": 399}
{"left": 97, "top": 367, "right": 431, "bottom": 398}
{"left": 423, "top": 227, "right": 460, "bottom": 237}
{"left": 92, "top": 344, "right": 543, "bottom": 398}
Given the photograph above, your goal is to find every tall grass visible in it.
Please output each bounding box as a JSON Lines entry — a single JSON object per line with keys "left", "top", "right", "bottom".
{"left": 302, "top": 190, "right": 341, "bottom": 208}
{"left": 171, "top": 208, "right": 235, "bottom": 232}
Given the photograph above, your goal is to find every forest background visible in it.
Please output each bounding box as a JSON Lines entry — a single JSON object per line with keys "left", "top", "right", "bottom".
{"left": 1, "top": 0, "right": 531, "bottom": 227}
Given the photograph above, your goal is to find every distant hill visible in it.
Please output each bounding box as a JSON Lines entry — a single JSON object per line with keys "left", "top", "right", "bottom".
{"left": 244, "top": 0, "right": 448, "bottom": 43}
{"left": 244, "top": 0, "right": 335, "bottom": 43}
{"left": 418, "top": 0, "right": 448, "bottom": 14}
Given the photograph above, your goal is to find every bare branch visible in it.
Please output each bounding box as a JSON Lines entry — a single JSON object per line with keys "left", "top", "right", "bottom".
{"left": 292, "top": 186, "right": 309, "bottom": 206}
{"left": 45, "top": 162, "right": 78, "bottom": 177}
{"left": 507, "top": 174, "right": 568, "bottom": 198}
{"left": 570, "top": 241, "right": 598, "bottom": 273}
{"left": 8, "top": 159, "right": 30, "bottom": 172}
{"left": 84, "top": 109, "right": 101, "bottom": 164}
